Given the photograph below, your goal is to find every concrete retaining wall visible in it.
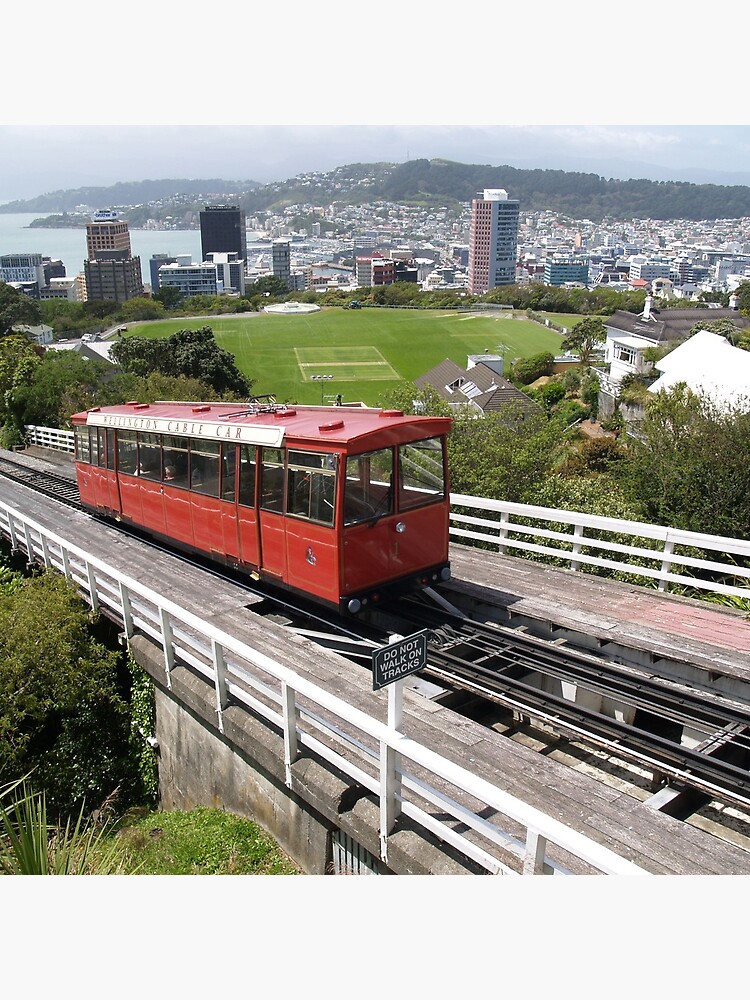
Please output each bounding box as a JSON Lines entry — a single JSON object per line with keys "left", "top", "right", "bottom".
{"left": 129, "top": 635, "right": 481, "bottom": 876}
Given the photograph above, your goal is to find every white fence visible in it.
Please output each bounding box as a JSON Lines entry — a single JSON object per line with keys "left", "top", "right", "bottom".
{"left": 450, "top": 494, "right": 750, "bottom": 601}
{"left": 25, "top": 424, "right": 75, "bottom": 453}
{"left": 0, "top": 496, "right": 648, "bottom": 876}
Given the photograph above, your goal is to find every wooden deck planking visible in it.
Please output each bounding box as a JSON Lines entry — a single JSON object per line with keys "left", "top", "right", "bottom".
{"left": 448, "top": 544, "right": 750, "bottom": 674}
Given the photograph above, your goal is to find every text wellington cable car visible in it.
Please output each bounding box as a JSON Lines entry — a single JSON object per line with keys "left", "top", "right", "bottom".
{"left": 71, "top": 400, "right": 452, "bottom": 613}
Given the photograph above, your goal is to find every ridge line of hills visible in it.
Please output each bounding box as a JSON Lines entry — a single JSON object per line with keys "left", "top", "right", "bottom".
{"left": 4, "top": 158, "right": 750, "bottom": 223}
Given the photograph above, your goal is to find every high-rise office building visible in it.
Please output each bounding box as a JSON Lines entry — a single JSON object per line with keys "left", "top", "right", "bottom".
{"left": 200, "top": 205, "right": 247, "bottom": 262}
{"left": 84, "top": 210, "right": 143, "bottom": 302}
{"left": 272, "top": 239, "right": 291, "bottom": 288}
{"left": 468, "top": 189, "right": 520, "bottom": 294}
{"left": 84, "top": 256, "right": 144, "bottom": 303}
{"left": 86, "top": 210, "right": 133, "bottom": 259}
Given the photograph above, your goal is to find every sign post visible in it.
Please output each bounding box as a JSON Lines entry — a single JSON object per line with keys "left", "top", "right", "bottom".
{"left": 371, "top": 630, "right": 428, "bottom": 692}
{"left": 372, "top": 631, "right": 428, "bottom": 862}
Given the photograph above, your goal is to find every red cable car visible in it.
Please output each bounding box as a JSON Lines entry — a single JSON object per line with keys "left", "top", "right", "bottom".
{"left": 71, "top": 400, "right": 452, "bottom": 613}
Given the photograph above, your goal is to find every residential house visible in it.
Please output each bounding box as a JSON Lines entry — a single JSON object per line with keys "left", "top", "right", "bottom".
{"left": 646, "top": 330, "right": 750, "bottom": 413}
{"left": 415, "top": 355, "right": 540, "bottom": 418}
{"left": 13, "top": 323, "right": 54, "bottom": 346}
{"left": 597, "top": 295, "right": 750, "bottom": 419}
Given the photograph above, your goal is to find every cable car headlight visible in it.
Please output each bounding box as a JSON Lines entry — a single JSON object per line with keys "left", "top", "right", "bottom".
{"left": 395, "top": 521, "right": 406, "bottom": 533}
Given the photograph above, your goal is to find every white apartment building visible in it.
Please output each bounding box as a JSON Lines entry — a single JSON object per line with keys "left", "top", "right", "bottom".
{"left": 205, "top": 252, "right": 246, "bottom": 295}
{"left": 0, "top": 253, "right": 46, "bottom": 285}
{"left": 158, "top": 258, "right": 218, "bottom": 299}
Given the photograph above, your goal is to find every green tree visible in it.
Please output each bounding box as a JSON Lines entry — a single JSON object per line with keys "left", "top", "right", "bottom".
{"left": 0, "top": 571, "right": 139, "bottom": 817}
{"left": 110, "top": 326, "right": 253, "bottom": 397}
{"left": 0, "top": 335, "right": 43, "bottom": 445}
{"left": 560, "top": 317, "right": 606, "bottom": 366}
{"left": 377, "top": 382, "right": 452, "bottom": 417}
{"left": 619, "top": 384, "right": 750, "bottom": 538}
{"left": 245, "top": 275, "right": 289, "bottom": 298}
{"left": 448, "top": 405, "right": 561, "bottom": 501}
{"left": 735, "top": 281, "right": 750, "bottom": 315}
{"left": 7, "top": 349, "right": 127, "bottom": 433}
{"left": 510, "top": 351, "right": 555, "bottom": 385}
{"left": 118, "top": 297, "right": 166, "bottom": 322}
{"left": 687, "top": 317, "right": 745, "bottom": 345}
{"left": 152, "top": 285, "right": 184, "bottom": 310}
{"left": 0, "top": 283, "right": 41, "bottom": 336}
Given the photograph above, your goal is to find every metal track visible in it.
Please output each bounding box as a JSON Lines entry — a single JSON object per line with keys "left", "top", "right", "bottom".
{"left": 0, "top": 455, "right": 81, "bottom": 506}
{"left": 393, "top": 597, "right": 750, "bottom": 809}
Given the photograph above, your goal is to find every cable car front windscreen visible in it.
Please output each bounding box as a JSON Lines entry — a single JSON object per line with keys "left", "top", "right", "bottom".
{"left": 398, "top": 437, "right": 446, "bottom": 511}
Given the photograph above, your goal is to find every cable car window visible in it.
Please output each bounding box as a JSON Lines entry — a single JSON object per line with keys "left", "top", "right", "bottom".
{"left": 75, "top": 426, "right": 91, "bottom": 464}
{"left": 221, "top": 444, "right": 237, "bottom": 501}
{"left": 96, "top": 427, "right": 107, "bottom": 468}
{"left": 189, "top": 438, "right": 220, "bottom": 496}
{"left": 137, "top": 432, "right": 161, "bottom": 481}
{"left": 238, "top": 445, "right": 256, "bottom": 508}
{"left": 117, "top": 430, "right": 138, "bottom": 475}
{"left": 398, "top": 437, "right": 445, "bottom": 511}
{"left": 344, "top": 447, "right": 393, "bottom": 525}
{"left": 260, "top": 447, "right": 285, "bottom": 512}
{"left": 162, "top": 435, "right": 188, "bottom": 488}
{"left": 106, "top": 428, "right": 116, "bottom": 470}
{"left": 287, "top": 451, "right": 337, "bottom": 526}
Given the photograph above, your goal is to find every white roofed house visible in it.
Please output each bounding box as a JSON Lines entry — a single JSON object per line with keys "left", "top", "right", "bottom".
{"left": 596, "top": 295, "right": 750, "bottom": 423}
{"left": 616, "top": 328, "right": 750, "bottom": 441}
{"left": 647, "top": 330, "right": 750, "bottom": 413}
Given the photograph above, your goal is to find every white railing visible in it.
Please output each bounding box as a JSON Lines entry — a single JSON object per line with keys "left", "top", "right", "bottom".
{"left": 25, "top": 424, "right": 75, "bottom": 453}
{"left": 0, "top": 496, "right": 648, "bottom": 876}
{"left": 23, "top": 425, "right": 750, "bottom": 601}
{"left": 450, "top": 494, "right": 750, "bottom": 601}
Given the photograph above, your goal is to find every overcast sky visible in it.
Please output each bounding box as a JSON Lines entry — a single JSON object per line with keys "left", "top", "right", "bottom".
{"left": 3, "top": 3, "right": 748, "bottom": 204}
{"left": 4, "top": 124, "right": 750, "bottom": 205}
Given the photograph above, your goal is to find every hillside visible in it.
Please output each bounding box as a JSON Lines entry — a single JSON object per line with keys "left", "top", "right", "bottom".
{"left": 0, "top": 178, "right": 259, "bottom": 214}
{"left": 4, "top": 159, "right": 750, "bottom": 223}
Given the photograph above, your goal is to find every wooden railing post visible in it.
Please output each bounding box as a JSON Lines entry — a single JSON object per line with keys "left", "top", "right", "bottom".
{"left": 379, "top": 677, "right": 404, "bottom": 864}
{"left": 282, "top": 681, "right": 299, "bottom": 788}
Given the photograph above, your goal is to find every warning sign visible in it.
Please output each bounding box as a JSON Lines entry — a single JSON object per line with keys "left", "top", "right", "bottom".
{"left": 372, "top": 631, "right": 428, "bottom": 691}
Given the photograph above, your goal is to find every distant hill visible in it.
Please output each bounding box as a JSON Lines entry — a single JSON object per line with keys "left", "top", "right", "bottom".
{"left": 237, "top": 158, "right": 750, "bottom": 222}
{"left": 0, "top": 178, "right": 259, "bottom": 214}
{"left": 4, "top": 160, "right": 750, "bottom": 223}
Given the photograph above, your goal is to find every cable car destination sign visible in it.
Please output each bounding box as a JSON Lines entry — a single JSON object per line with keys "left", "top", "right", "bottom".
{"left": 372, "top": 630, "right": 428, "bottom": 691}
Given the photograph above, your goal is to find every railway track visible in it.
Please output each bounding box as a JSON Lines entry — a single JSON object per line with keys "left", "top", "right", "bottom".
{"left": 3, "top": 451, "right": 750, "bottom": 814}
{"left": 0, "top": 454, "right": 81, "bottom": 507}
{"left": 390, "top": 597, "right": 750, "bottom": 810}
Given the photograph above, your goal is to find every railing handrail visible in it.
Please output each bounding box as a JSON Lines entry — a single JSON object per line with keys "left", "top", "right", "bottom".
{"left": 449, "top": 492, "right": 750, "bottom": 599}
{"left": 0, "top": 494, "right": 649, "bottom": 875}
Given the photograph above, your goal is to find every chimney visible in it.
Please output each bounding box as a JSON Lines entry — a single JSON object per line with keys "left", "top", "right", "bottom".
{"left": 643, "top": 293, "right": 652, "bottom": 320}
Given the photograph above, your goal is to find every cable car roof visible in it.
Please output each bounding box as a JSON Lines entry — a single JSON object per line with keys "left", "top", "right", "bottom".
{"left": 72, "top": 401, "right": 451, "bottom": 448}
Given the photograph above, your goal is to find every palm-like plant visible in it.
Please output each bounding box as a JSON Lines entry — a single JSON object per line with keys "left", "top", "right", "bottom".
{"left": 0, "top": 777, "right": 133, "bottom": 875}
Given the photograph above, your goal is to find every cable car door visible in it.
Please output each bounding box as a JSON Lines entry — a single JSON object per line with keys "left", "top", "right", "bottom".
{"left": 258, "top": 447, "right": 287, "bottom": 578}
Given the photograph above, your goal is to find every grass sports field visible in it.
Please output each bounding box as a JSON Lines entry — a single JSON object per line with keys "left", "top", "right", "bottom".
{"left": 126, "top": 307, "right": 565, "bottom": 405}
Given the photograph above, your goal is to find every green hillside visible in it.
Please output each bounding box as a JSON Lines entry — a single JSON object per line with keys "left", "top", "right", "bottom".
{"left": 6, "top": 158, "right": 750, "bottom": 222}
